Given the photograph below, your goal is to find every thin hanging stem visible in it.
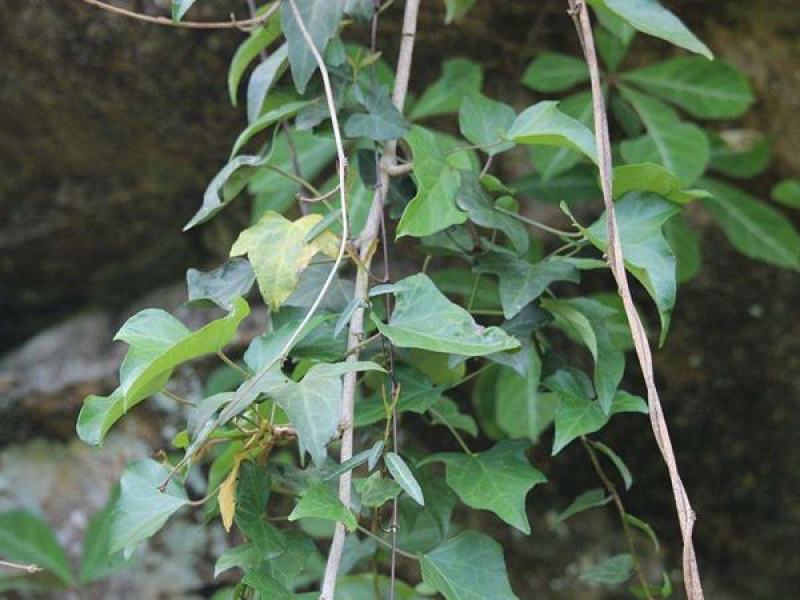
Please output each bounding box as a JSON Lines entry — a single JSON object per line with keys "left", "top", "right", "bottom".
{"left": 582, "top": 437, "right": 655, "bottom": 600}
{"left": 216, "top": 351, "right": 250, "bottom": 378}
{"left": 566, "top": 3, "right": 703, "bottom": 598}
{"left": 494, "top": 205, "right": 581, "bottom": 238}
{"left": 356, "top": 525, "right": 417, "bottom": 560}
{"left": 81, "top": 0, "right": 278, "bottom": 30}
{"left": 429, "top": 408, "right": 474, "bottom": 455}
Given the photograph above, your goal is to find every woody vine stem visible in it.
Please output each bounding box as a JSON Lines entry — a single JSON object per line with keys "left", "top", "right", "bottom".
{"left": 567, "top": 1, "right": 704, "bottom": 598}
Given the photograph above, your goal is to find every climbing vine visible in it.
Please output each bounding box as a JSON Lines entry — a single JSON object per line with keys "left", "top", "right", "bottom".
{"left": 3, "top": 0, "right": 799, "bottom": 598}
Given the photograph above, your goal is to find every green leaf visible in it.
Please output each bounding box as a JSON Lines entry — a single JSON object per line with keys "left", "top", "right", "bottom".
{"left": 442, "top": 0, "right": 476, "bottom": 23}
{"left": 372, "top": 273, "right": 520, "bottom": 356}
{"left": 409, "top": 58, "right": 483, "bottom": 120}
{"left": 427, "top": 440, "right": 546, "bottom": 534}
{"left": 288, "top": 482, "right": 357, "bottom": 531}
{"left": 281, "top": 0, "right": 344, "bottom": 94}
{"left": 619, "top": 86, "right": 710, "bottom": 186}
{"left": 385, "top": 452, "right": 425, "bottom": 506}
{"left": 184, "top": 154, "right": 270, "bottom": 229}
{"left": 262, "top": 530, "right": 315, "bottom": 589}
{"left": 455, "top": 172, "right": 528, "bottom": 254}
{"left": 542, "top": 297, "right": 625, "bottom": 413}
{"left": 555, "top": 489, "right": 612, "bottom": 523}
{"left": 495, "top": 354, "right": 558, "bottom": 442}
{"left": 625, "top": 513, "right": 660, "bottom": 551}
{"left": 243, "top": 571, "right": 293, "bottom": 599}
{"left": 355, "top": 473, "right": 402, "bottom": 508}
{"left": 235, "top": 463, "right": 287, "bottom": 556}
{"left": 116, "top": 297, "right": 250, "bottom": 411}
{"left": 396, "top": 126, "right": 468, "bottom": 238}
{"left": 172, "top": 0, "right": 199, "bottom": 22}
{"left": 345, "top": 84, "right": 409, "bottom": 142}
{"left": 232, "top": 99, "right": 314, "bottom": 157}
{"left": 337, "top": 574, "right": 424, "bottom": 599}
{"left": 228, "top": 14, "right": 283, "bottom": 106}
{"left": 421, "top": 531, "right": 519, "bottom": 600}
{"left": 513, "top": 165, "right": 600, "bottom": 205}
{"left": 79, "top": 488, "right": 126, "bottom": 583}
{"left": 612, "top": 163, "right": 707, "bottom": 205}
{"left": 590, "top": 440, "right": 634, "bottom": 490}
{"left": 213, "top": 544, "right": 260, "bottom": 578}
{"left": 230, "top": 211, "right": 339, "bottom": 311}
{"left": 246, "top": 43, "right": 289, "bottom": 123}
{"left": 547, "top": 371, "right": 608, "bottom": 455}
{"left": 530, "top": 92, "right": 594, "bottom": 181}
{"left": 186, "top": 258, "right": 255, "bottom": 311}
{"left": 274, "top": 361, "right": 385, "bottom": 465}
{"left": 458, "top": 92, "right": 516, "bottom": 155}
{"left": 580, "top": 553, "right": 634, "bottom": 585}
{"left": 709, "top": 130, "right": 771, "bottom": 179}
{"left": 0, "top": 510, "right": 74, "bottom": 586}
{"left": 430, "top": 397, "right": 478, "bottom": 437}
{"left": 621, "top": 57, "right": 753, "bottom": 119}
{"left": 665, "top": 214, "right": 701, "bottom": 283}
{"left": 699, "top": 178, "right": 800, "bottom": 271}
{"left": 522, "top": 52, "right": 589, "bottom": 92}
{"left": 772, "top": 179, "right": 800, "bottom": 209}
{"left": 76, "top": 388, "right": 126, "bottom": 447}
{"left": 475, "top": 254, "right": 579, "bottom": 320}
{"left": 508, "top": 101, "right": 598, "bottom": 164}
{"left": 110, "top": 459, "right": 189, "bottom": 559}
{"left": 586, "top": 0, "right": 711, "bottom": 59}
{"left": 584, "top": 192, "right": 681, "bottom": 343}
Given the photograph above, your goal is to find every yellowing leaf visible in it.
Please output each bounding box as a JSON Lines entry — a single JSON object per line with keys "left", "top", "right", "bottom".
{"left": 230, "top": 211, "right": 339, "bottom": 311}
{"left": 219, "top": 456, "right": 244, "bottom": 532}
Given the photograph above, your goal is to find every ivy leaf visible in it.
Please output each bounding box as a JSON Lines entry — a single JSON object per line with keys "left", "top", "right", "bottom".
{"left": 281, "top": 0, "right": 344, "bottom": 94}
{"left": 541, "top": 297, "right": 625, "bottom": 413}
{"left": 495, "top": 352, "right": 558, "bottom": 442}
{"left": 530, "top": 92, "right": 594, "bottom": 181}
{"left": 586, "top": 0, "right": 712, "bottom": 59}
{"left": 385, "top": 452, "right": 425, "bottom": 506}
{"left": 273, "top": 361, "right": 384, "bottom": 465}
{"left": 230, "top": 211, "right": 339, "bottom": 311}
{"left": 625, "top": 514, "right": 660, "bottom": 552}
{"left": 231, "top": 99, "right": 314, "bottom": 157}
{"left": 213, "top": 544, "right": 260, "bottom": 578}
{"left": 355, "top": 473, "right": 402, "bottom": 508}
{"left": 344, "top": 84, "right": 409, "bottom": 142}
{"left": 172, "top": 0, "right": 199, "bottom": 22}
{"left": 590, "top": 440, "right": 634, "bottom": 490}
{"left": 580, "top": 553, "right": 634, "bottom": 585}
{"left": 621, "top": 57, "right": 753, "bottom": 120}
{"left": 458, "top": 92, "right": 516, "bottom": 155}
{"left": 619, "top": 86, "right": 710, "bottom": 186}
{"left": 555, "top": 489, "right": 612, "bottom": 523}
{"left": 612, "top": 163, "right": 709, "bottom": 205}
{"left": 421, "top": 531, "right": 519, "bottom": 600}
{"left": 0, "top": 510, "right": 74, "bottom": 586}
{"left": 430, "top": 397, "right": 478, "bottom": 437}
{"left": 699, "top": 178, "right": 800, "bottom": 271}
{"left": 228, "top": 14, "right": 283, "bottom": 106}
{"left": 115, "top": 297, "right": 250, "bottom": 411}
{"left": 109, "top": 459, "right": 189, "bottom": 559}
{"left": 409, "top": 58, "right": 483, "bottom": 120}
{"left": 372, "top": 273, "right": 520, "bottom": 356}
{"left": 184, "top": 154, "right": 269, "bottom": 230}
{"left": 396, "top": 126, "right": 468, "bottom": 238}
{"left": 442, "top": 0, "right": 477, "bottom": 23}
{"left": 288, "top": 482, "right": 357, "bottom": 532}
{"left": 235, "top": 463, "right": 287, "bottom": 557}
{"left": 427, "top": 440, "right": 546, "bottom": 534}
{"left": 521, "top": 52, "right": 589, "bottom": 92}
{"left": 242, "top": 571, "right": 293, "bottom": 600}
{"left": 76, "top": 389, "right": 126, "bottom": 447}
{"left": 262, "top": 530, "right": 316, "bottom": 589}
{"left": 186, "top": 258, "right": 255, "bottom": 310}
{"left": 508, "top": 101, "right": 598, "bottom": 165}
{"left": 665, "top": 214, "right": 702, "bottom": 283}
{"left": 584, "top": 192, "right": 681, "bottom": 343}
{"left": 772, "top": 179, "right": 800, "bottom": 209}
{"left": 246, "top": 43, "right": 289, "bottom": 123}
{"left": 455, "top": 172, "right": 529, "bottom": 254}
{"left": 475, "top": 254, "right": 579, "bottom": 320}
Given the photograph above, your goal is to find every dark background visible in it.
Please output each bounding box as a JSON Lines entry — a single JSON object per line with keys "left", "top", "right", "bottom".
{"left": 0, "top": 1, "right": 798, "bottom": 598}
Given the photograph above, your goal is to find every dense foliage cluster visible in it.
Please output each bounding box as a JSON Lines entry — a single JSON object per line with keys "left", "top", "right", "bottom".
{"left": 3, "top": 0, "right": 799, "bottom": 598}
